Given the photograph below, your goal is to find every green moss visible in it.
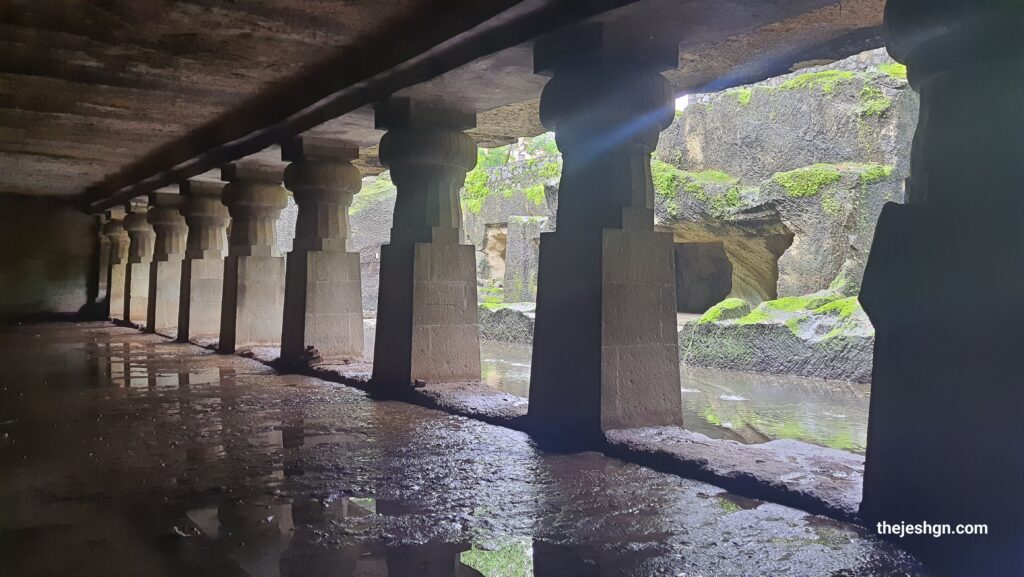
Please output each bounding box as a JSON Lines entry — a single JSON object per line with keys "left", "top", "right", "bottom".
{"left": 708, "top": 185, "right": 745, "bottom": 215}
{"left": 813, "top": 296, "right": 860, "bottom": 319}
{"left": 763, "top": 295, "right": 839, "bottom": 313}
{"left": 859, "top": 85, "right": 892, "bottom": 117}
{"left": 717, "top": 497, "right": 743, "bottom": 514}
{"left": 697, "top": 298, "right": 750, "bottom": 324}
{"left": 735, "top": 309, "right": 772, "bottom": 325}
{"left": 820, "top": 188, "right": 843, "bottom": 216}
{"left": 477, "top": 146, "right": 511, "bottom": 168}
{"left": 771, "top": 164, "right": 842, "bottom": 198}
{"left": 688, "top": 169, "right": 740, "bottom": 184}
{"left": 462, "top": 167, "right": 491, "bottom": 213}
{"left": 858, "top": 164, "right": 894, "bottom": 185}
{"left": 537, "top": 160, "right": 561, "bottom": 180}
{"left": 651, "top": 159, "right": 683, "bottom": 198}
{"left": 461, "top": 539, "right": 533, "bottom": 577}
{"left": 877, "top": 62, "right": 908, "bottom": 80}
{"left": 777, "top": 70, "right": 856, "bottom": 94}
{"left": 729, "top": 87, "right": 753, "bottom": 106}
{"left": 524, "top": 183, "right": 546, "bottom": 206}
{"left": 350, "top": 174, "right": 396, "bottom": 214}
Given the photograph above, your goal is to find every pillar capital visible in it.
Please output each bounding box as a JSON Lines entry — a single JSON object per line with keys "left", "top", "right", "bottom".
{"left": 123, "top": 209, "right": 155, "bottom": 264}
{"left": 147, "top": 193, "right": 186, "bottom": 262}
{"left": 375, "top": 99, "right": 476, "bottom": 246}
{"left": 880, "top": 0, "right": 1024, "bottom": 211}
{"left": 282, "top": 137, "right": 361, "bottom": 252}
{"left": 220, "top": 162, "right": 288, "bottom": 258}
{"left": 180, "top": 180, "right": 230, "bottom": 260}
{"left": 101, "top": 215, "right": 129, "bottom": 264}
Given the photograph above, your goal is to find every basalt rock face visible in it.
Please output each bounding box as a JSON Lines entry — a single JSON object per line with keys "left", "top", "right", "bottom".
{"left": 655, "top": 48, "right": 917, "bottom": 303}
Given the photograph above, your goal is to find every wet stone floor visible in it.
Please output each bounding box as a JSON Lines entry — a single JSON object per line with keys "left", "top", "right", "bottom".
{"left": 0, "top": 323, "right": 926, "bottom": 577}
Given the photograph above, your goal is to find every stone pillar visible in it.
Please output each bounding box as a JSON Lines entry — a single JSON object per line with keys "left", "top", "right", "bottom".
{"left": 102, "top": 208, "right": 129, "bottom": 322}
{"left": 279, "top": 137, "right": 364, "bottom": 365}
{"left": 528, "top": 25, "right": 682, "bottom": 449}
{"left": 859, "top": 3, "right": 1024, "bottom": 572}
{"left": 122, "top": 206, "right": 155, "bottom": 326}
{"left": 177, "top": 180, "right": 230, "bottom": 343}
{"left": 145, "top": 193, "right": 186, "bottom": 334}
{"left": 218, "top": 163, "right": 288, "bottom": 354}
{"left": 371, "top": 99, "right": 480, "bottom": 392}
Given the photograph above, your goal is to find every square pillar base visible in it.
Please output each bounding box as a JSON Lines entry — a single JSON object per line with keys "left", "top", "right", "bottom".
{"left": 147, "top": 259, "right": 182, "bottom": 334}
{"left": 178, "top": 257, "right": 225, "bottom": 343}
{"left": 219, "top": 255, "right": 285, "bottom": 353}
{"left": 529, "top": 228, "right": 682, "bottom": 448}
{"left": 124, "top": 262, "right": 150, "bottom": 326}
{"left": 281, "top": 250, "right": 364, "bottom": 363}
{"left": 372, "top": 242, "right": 480, "bottom": 390}
{"left": 108, "top": 263, "right": 127, "bottom": 321}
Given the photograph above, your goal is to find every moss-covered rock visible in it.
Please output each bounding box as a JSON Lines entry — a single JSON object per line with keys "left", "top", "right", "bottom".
{"left": 697, "top": 298, "right": 752, "bottom": 324}
{"left": 680, "top": 293, "right": 875, "bottom": 382}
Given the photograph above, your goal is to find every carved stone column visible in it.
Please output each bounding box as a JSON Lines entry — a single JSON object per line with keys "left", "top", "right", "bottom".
{"left": 122, "top": 206, "right": 155, "bottom": 326}
{"left": 176, "top": 180, "right": 230, "bottom": 343}
{"left": 528, "top": 25, "right": 682, "bottom": 449}
{"left": 859, "top": 3, "right": 1024, "bottom": 572}
{"left": 371, "top": 99, "right": 480, "bottom": 393}
{"left": 145, "top": 193, "right": 186, "bottom": 334}
{"left": 102, "top": 207, "right": 129, "bottom": 322}
{"left": 279, "top": 137, "right": 364, "bottom": 365}
{"left": 218, "top": 163, "right": 288, "bottom": 354}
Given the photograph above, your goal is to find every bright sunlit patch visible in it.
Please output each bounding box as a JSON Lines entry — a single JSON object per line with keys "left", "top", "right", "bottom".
{"left": 676, "top": 95, "right": 690, "bottom": 111}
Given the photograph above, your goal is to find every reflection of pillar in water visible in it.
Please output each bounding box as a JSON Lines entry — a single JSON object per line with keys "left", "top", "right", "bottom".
{"left": 279, "top": 498, "right": 361, "bottom": 577}
{"left": 217, "top": 499, "right": 294, "bottom": 577}
{"left": 280, "top": 413, "right": 305, "bottom": 478}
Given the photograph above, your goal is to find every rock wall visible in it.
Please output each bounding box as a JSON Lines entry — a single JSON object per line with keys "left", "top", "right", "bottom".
{"left": 0, "top": 194, "right": 98, "bottom": 321}
{"left": 654, "top": 47, "right": 918, "bottom": 301}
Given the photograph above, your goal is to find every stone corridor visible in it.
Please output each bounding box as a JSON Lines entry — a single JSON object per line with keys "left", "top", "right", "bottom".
{"left": 2, "top": 0, "right": 1022, "bottom": 575}
{"left": 0, "top": 323, "right": 925, "bottom": 577}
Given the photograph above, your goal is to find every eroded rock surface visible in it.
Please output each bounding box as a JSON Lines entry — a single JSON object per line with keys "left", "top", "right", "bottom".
{"left": 655, "top": 48, "right": 917, "bottom": 301}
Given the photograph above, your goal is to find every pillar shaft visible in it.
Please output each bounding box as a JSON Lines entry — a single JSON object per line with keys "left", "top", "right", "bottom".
{"left": 102, "top": 215, "right": 129, "bottom": 321}
{"left": 280, "top": 140, "right": 364, "bottom": 364}
{"left": 122, "top": 209, "right": 154, "bottom": 326}
{"left": 859, "top": 4, "right": 1024, "bottom": 573}
{"left": 371, "top": 99, "right": 481, "bottom": 391}
{"left": 145, "top": 199, "right": 186, "bottom": 334}
{"left": 528, "top": 25, "right": 682, "bottom": 449}
{"left": 218, "top": 165, "right": 288, "bottom": 353}
{"left": 177, "top": 182, "right": 230, "bottom": 343}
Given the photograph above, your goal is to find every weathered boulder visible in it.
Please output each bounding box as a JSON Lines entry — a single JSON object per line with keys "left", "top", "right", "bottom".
{"left": 679, "top": 294, "right": 874, "bottom": 383}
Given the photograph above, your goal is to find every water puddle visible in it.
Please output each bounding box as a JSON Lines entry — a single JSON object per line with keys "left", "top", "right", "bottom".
{"left": 0, "top": 323, "right": 925, "bottom": 576}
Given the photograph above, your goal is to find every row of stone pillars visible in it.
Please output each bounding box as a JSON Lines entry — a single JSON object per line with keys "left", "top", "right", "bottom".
{"left": 90, "top": 6, "right": 1023, "bottom": 569}
{"left": 94, "top": 24, "right": 683, "bottom": 451}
